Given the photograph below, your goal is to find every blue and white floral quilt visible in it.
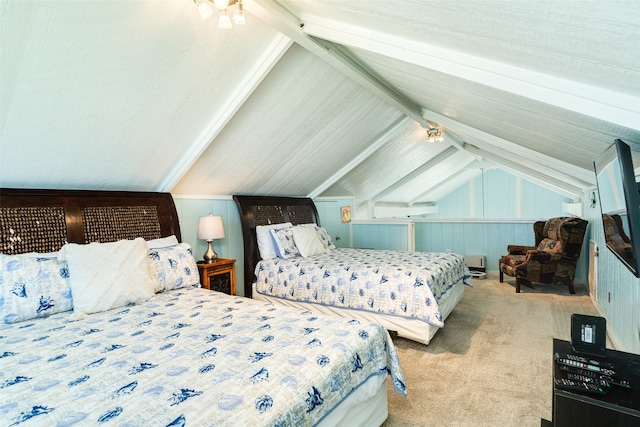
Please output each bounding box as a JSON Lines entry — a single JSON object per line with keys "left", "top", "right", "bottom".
{"left": 0, "top": 288, "right": 405, "bottom": 426}
{"left": 256, "top": 249, "right": 471, "bottom": 328}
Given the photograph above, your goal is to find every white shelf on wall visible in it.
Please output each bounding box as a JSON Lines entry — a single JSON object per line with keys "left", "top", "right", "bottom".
{"left": 563, "top": 201, "right": 583, "bottom": 217}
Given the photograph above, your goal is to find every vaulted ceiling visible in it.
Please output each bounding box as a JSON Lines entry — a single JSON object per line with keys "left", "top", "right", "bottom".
{"left": 2, "top": 1, "right": 639, "bottom": 218}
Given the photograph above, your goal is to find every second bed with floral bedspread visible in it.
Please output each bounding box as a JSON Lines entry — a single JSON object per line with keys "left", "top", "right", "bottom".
{"left": 255, "top": 248, "right": 471, "bottom": 329}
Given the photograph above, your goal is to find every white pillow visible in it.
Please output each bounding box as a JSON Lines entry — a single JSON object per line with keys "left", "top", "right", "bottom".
{"left": 0, "top": 253, "right": 73, "bottom": 324}
{"left": 147, "top": 235, "right": 179, "bottom": 249}
{"left": 148, "top": 243, "right": 200, "bottom": 293}
{"left": 60, "top": 238, "right": 156, "bottom": 315}
{"left": 256, "top": 222, "right": 292, "bottom": 259}
{"left": 292, "top": 225, "right": 327, "bottom": 257}
{"left": 21, "top": 251, "right": 61, "bottom": 258}
{"left": 298, "top": 224, "right": 336, "bottom": 251}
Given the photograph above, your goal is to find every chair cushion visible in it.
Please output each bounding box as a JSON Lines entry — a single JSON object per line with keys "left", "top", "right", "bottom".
{"left": 501, "top": 254, "right": 526, "bottom": 268}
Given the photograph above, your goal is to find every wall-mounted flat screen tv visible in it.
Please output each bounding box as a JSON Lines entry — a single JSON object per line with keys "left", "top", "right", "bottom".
{"left": 594, "top": 139, "right": 640, "bottom": 277}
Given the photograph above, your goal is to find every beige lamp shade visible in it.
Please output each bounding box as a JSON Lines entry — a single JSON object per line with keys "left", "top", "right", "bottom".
{"left": 198, "top": 214, "right": 225, "bottom": 262}
{"left": 198, "top": 214, "right": 225, "bottom": 240}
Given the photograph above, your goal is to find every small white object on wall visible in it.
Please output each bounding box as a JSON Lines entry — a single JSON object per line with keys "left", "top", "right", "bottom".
{"left": 563, "top": 201, "right": 583, "bottom": 217}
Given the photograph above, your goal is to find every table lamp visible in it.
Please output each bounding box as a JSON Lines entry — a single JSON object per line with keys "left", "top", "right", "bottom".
{"left": 198, "top": 213, "right": 225, "bottom": 262}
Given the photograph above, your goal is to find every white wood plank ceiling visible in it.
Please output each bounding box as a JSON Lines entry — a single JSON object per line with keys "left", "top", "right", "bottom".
{"left": 2, "top": 1, "right": 639, "bottom": 217}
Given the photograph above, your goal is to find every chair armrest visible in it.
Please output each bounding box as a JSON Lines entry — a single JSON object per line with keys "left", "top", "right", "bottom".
{"left": 507, "top": 245, "right": 537, "bottom": 255}
{"left": 525, "top": 250, "right": 562, "bottom": 263}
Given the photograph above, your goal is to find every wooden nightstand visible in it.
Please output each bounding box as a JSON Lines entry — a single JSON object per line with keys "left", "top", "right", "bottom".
{"left": 197, "top": 258, "right": 236, "bottom": 295}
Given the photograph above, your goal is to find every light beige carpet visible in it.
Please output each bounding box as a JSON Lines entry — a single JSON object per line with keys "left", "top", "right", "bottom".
{"left": 382, "top": 274, "right": 603, "bottom": 427}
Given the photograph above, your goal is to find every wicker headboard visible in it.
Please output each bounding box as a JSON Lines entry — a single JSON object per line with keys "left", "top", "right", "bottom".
{"left": 233, "top": 195, "right": 320, "bottom": 298}
{"left": 0, "top": 188, "right": 181, "bottom": 255}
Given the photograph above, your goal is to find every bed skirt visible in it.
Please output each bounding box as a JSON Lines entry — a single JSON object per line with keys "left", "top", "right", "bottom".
{"left": 318, "top": 374, "right": 388, "bottom": 427}
{"left": 253, "top": 280, "right": 465, "bottom": 345}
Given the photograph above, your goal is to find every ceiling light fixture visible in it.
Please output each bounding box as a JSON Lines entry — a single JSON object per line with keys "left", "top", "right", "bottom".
{"left": 426, "top": 127, "right": 444, "bottom": 143}
{"left": 194, "top": 0, "right": 245, "bottom": 28}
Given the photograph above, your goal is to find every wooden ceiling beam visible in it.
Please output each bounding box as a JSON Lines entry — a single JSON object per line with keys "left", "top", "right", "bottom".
{"left": 371, "top": 145, "right": 458, "bottom": 203}
{"left": 423, "top": 108, "right": 596, "bottom": 188}
{"left": 158, "top": 32, "right": 292, "bottom": 192}
{"left": 300, "top": 15, "right": 640, "bottom": 132}
{"left": 408, "top": 154, "right": 478, "bottom": 204}
{"left": 465, "top": 145, "right": 585, "bottom": 199}
{"left": 246, "top": 0, "right": 428, "bottom": 127}
{"left": 307, "top": 116, "right": 412, "bottom": 198}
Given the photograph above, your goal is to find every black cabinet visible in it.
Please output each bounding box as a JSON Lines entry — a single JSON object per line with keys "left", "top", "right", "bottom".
{"left": 551, "top": 338, "right": 640, "bottom": 426}
{"left": 209, "top": 271, "right": 232, "bottom": 294}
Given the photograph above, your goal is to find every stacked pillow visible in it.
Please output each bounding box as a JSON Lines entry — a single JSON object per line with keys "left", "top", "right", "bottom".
{"left": 0, "top": 253, "right": 73, "bottom": 324}
{"left": 148, "top": 242, "right": 200, "bottom": 293}
{"left": 0, "top": 235, "right": 200, "bottom": 323}
{"left": 271, "top": 226, "right": 301, "bottom": 258}
{"left": 256, "top": 223, "right": 336, "bottom": 259}
{"left": 256, "top": 222, "right": 292, "bottom": 259}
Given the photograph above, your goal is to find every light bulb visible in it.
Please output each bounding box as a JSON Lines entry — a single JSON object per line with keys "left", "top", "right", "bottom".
{"left": 426, "top": 128, "right": 443, "bottom": 143}
{"left": 198, "top": 4, "right": 213, "bottom": 20}
{"left": 214, "top": 0, "right": 229, "bottom": 9}
{"left": 196, "top": 0, "right": 213, "bottom": 20}
{"left": 219, "top": 9, "right": 232, "bottom": 29}
{"left": 233, "top": 2, "right": 245, "bottom": 24}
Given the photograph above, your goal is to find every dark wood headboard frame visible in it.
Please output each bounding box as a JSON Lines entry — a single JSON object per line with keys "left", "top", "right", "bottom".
{"left": 0, "top": 188, "right": 181, "bottom": 255}
{"left": 233, "top": 195, "right": 320, "bottom": 298}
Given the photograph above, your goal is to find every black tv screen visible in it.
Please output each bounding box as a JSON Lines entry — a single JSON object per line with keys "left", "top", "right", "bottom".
{"left": 594, "top": 139, "right": 640, "bottom": 277}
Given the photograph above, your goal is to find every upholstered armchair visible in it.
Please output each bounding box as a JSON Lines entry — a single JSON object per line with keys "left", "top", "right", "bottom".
{"left": 499, "top": 217, "right": 588, "bottom": 293}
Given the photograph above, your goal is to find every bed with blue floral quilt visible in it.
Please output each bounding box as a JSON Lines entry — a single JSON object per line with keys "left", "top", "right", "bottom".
{"left": 0, "top": 188, "right": 405, "bottom": 427}
{"left": 254, "top": 249, "right": 470, "bottom": 345}
{"left": 0, "top": 287, "right": 405, "bottom": 426}
{"left": 234, "top": 195, "right": 471, "bottom": 345}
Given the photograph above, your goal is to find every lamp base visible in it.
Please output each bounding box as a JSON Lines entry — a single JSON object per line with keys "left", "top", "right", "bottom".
{"left": 203, "top": 240, "right": 218, "bottom": 263}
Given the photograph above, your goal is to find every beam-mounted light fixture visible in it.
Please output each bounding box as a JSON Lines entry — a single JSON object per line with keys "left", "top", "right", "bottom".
{"left": 426, "top": 127, "right": 444, "bottom": 143}
{"left": 193, "top": 0, "right": 245, "bottom": 28}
